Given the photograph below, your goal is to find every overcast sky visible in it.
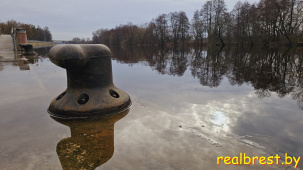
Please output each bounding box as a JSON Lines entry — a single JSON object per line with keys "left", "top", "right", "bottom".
{"left": 0, "top": 0, "right": 256, "bottom": 40}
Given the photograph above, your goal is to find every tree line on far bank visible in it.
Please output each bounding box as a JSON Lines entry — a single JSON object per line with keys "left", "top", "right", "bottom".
{"left": 91, "top": 0, "right": 303, "bottom": 48}
{"left": 0, "top": 20, "right": 52, "bottom": 41}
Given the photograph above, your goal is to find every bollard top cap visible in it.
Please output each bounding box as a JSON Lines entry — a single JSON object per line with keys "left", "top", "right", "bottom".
{"left": 49, "top": 44, "right": 111, "bottom": 68}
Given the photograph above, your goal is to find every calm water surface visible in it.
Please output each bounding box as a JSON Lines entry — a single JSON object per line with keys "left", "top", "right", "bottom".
{"left": 0, "top": 46, "right": 302, "bottom": 169}
{"left": 112, "top": 46, "right": 303, "bottom": 156}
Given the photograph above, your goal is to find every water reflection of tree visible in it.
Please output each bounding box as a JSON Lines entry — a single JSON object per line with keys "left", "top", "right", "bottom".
{"left": 225, "top": 47, "right": 303, "bottom": 109}
{"left": 111, "top": 46, "right": 303, "bottom": 108}
{"left": 190, "top": 46, "right": 226, "bottom": 87}
{"left": 168, "top": 48, "right": 188, "bottom": 76}
{"left": 111, "top": 46, "right": 149, "bottom": 66}
{"left": 290, "top": 51, "right": 303, "bottom": 109}
{"left": 152, "top": 48, "right": 170, "bottom": 75}
{"left": 226, "top": 47, "right": 303, "bottom": 99}
{"left": 112, "top": 47, "right": 189, "bottom": 76}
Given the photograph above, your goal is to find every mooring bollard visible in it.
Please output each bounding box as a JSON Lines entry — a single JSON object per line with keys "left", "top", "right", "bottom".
{"left": 48, "top": 44, "right": 131, "bottom": 118}
{"left": 19, "top": 44, "right": 35, "bottom": 55}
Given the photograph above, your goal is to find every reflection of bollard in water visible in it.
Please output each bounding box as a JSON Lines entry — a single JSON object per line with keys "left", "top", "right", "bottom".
{"left": 53, "top": 109, "right": 129, "bottom": 170}
{"left": 48, "top": 44, "right": 131, "bottom": 118}
{"left": 18, "top": 57, "right": 30, "bottom": 71}
{"left": 19, "top": 44, "right": 35, "bottom": 55}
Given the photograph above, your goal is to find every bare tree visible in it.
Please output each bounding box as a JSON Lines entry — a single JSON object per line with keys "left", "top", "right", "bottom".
{"left": 213, "top": 0, "right": 229, "bottom": 47}
{"left": 169, "top": 12, "right": 180, "bottom": 47}
{"left": 276, "top": 0, "right": 303, "bottom": 46}
{"left": 231, "top": 1, "right": 253, "bottom": 46}
{"left": 178, "top": 11, "right": 190, "bottom": 46}
{"left": 155, "top": 14, "right": 168, "bottom": 48}
{"left": 191, "top": 10, "right": 205, "bottom": 46}
{"left": 201, "top": 0, "right": 215, "bottom": 43}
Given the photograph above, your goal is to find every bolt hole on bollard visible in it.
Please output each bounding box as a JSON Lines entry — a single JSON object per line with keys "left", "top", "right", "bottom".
{"left": 56, "top": 92, "right": 66, "bottom": 100}
{"left": 48, "top": 44, "right": 132, "bottom": 119}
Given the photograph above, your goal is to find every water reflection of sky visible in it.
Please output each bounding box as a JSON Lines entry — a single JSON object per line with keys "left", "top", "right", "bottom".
{"left": 209, "top": 110, "right": 229, "bottom": 130}
{"left": 1, "top": 47, "right": 303, "bottom": 169}
{"left": 112, "top": 50, "right": 303, "bottom": 164}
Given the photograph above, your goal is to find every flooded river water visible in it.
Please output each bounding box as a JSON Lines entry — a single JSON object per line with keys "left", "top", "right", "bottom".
{"left": 0, "top": 46, "right": 302, "bottom": 169}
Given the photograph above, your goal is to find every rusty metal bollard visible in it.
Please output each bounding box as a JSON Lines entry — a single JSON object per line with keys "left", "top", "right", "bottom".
{"left": 48, "top": 44, "right": 131, "bottom": 118}
{"left": 19, "top": 44, "right": 35, "bottom": 55}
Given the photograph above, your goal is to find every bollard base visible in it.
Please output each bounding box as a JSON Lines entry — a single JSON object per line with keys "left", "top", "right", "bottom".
{"left": 48, "top": 86, "right": 132, "bottom": 119}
